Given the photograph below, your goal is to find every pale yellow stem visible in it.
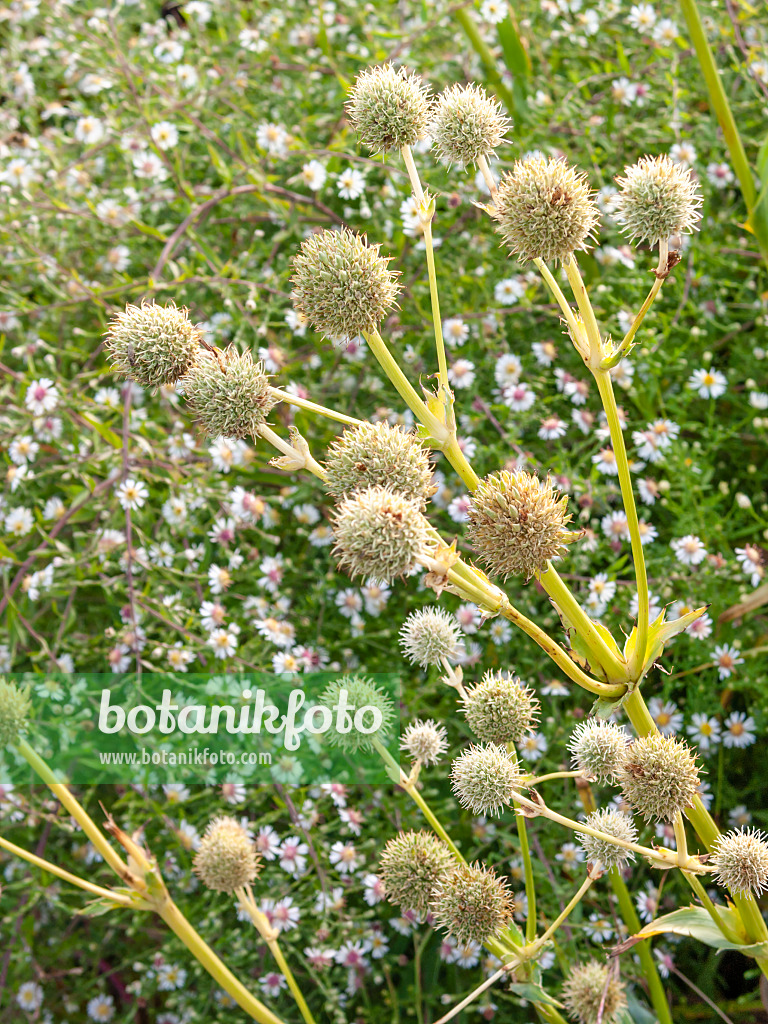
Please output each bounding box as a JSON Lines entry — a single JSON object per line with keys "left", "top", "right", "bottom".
{"left": 268, "top": 387, "right": 361, "bottom": 426}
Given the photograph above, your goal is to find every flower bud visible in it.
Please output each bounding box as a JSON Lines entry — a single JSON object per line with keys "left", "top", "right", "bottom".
{"left": 318, "top": 673, "right": 395, "bottom": 753}
{"left": 430, "top": 83, "right": 510, "bottom": 168}
{"left": 106, "top": 300, "right": 201, "bottom": 390}
{"left": 462, "top": 670, "right": 539, "bottom": 745}
{"left": 712, "top": 827, "right": 768, "bottom": 897}
{"left": 324, "top": 422, "right": 434, "bottom": 505}
{"left": 617, "top": 733, "right": 700, "bottom": 823}
{"left": 614, "top": 154, "right": 703, "bottom": 246}
{"left": 568, "top": 719, "right": 629, "bottom": 783}
{"left": 431, "top": 862, "right": 514, "bottom": 945}
{"left": 561, "top": 961, "right": 626, "bottom": 1024}
{"left": 399, "top": 608, "right": 465, "bottom": 668}
{"left": 181, "top": 347, "right": 277, "bottom": 440}
{"left": 193, "top": 816, "right": 261, "bottom": 893}
{"left": 400, "top": 718, "right": 448, "bottom": 766}
{"left": 346, "top": 64, "right": 431, "bottom": 154}
{"left": 466, "top": 470, "right": 573, "bottom": 580}
{"left": 0, "top": 679, "right": 31, "bottom": 747}
{"left": 491, "top": 156, "right": 599, "bottom": 263}
{"left": 580, "top": 808, "right": 638, "bottom": 871}
{"left": 451, "top": 743, "right": 522, "bottom": 816}
{"left": 379, "top": 830, "right": 454, "bottom": 916}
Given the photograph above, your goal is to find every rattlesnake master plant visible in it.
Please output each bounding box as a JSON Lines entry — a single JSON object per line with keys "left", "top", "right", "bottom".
{"left": 193, "top": 816, "right": 262, "bottom": 894}
{"left": 105, "top": 300, "right": 201, "bottom": 389}
{"left": 0, "top": 678, "right": 31, "bottom": 747}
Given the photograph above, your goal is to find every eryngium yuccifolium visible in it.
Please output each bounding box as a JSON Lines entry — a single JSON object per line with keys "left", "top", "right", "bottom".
{"left": 580, "top": 808, "right": 638, "bottom": 871}
{"left": 450, "top": 743, "right": 522, "bottom": 816}
{"left": 318, "top": 673, "right": 395, "bottom": 753}
{"left": 399, "top": 607, "right": 465, "bottom": 668}
{"left": 400, "top": 718, "right": 449, "bottom": 765}
{"left": 291, "top": 228, "right": 400, "bottom": 342}
{"left": 431, "top": 862, "right": 514, "bottom": 945}
{"left": 568, "top": 719, "right": 629, "bottom": 783}
{"left": 193, "top": 816, "right": 262, "bottom": 893}
{"left": 181, "top": 347, "right": 277, "bottom": 440}
{"left": 614, "top": 154, "right": 703, "bottom": 245}
{"left": 711, "top": 828, "right": 768, "bottom": 897}
{"left": 561, "top": 961, "right": 627, "bottom": 1024}
{"left": 379, "top": 830, "right": 454, "bottom": 916}
{"left": 491, "top": 156, "right": 600, "bottom": 263}
{"left": 0, "top": 679, "right": 31, "bottom": 747}
{"left": 106, "top": 300, "right": 201, "bottom": 389}
{"left": 331, "top": 485, "right": 430, "bottom": 583}
{"left": 346, "top": 64, "right": 431, "bottom": 154}
{"left": 430, "top": 83, "right": 511, "bottom": 168}
{"left": 462, "top": 670, "right": 540, "bottom": 745}
{"left": 466, "top": 470, "right": 573, "bottom": 580}
{"left": 617, "top": 733, "right": 700, "bottom": 823}
{"left": 324, "top": 422, "right": 434, "bottom": 505}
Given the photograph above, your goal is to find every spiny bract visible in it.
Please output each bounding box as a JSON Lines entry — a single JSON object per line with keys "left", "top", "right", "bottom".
{"left": 462, "top": 670, "right": 540, "bottom": 745}
{"left": 0, "top": 679, "right": 31, "bottom": 747}
{"left": 106, "top": 300, "right": 201, "bottom": 390}
{"left": 580, "top": 808, "right": 638, "bottom": 871}
{"left": 561, "top": 961, "right": 627, "bottom": 1024}
{"left": 614, "top": 154, "right": 703, "bottom": 245}
{"left": 346, "top": 64, "right": 431, "bottom": 154}
{"left": 568, "top": 719, "right": 629, "bottom": 783}
{"left": 193, "top": 816, "right": 261, "bottom": 893}
{"left": 181, "top": 347, "right": 277, "bottom": 440}
{"left": 617, "top": 732, "right": 700, "bottom": 823}
{"left": 430, "top": 83, "right": 510, "bottom": 168}
{"left": 400, "top": 718, "right": 449, "bottom": 765}
{"left": 431, "top": 862, "right": 514, "bottom": 945}
{"left": 712, "top": 827, "right": 768, "bottom": 897}
{"left": 379, "top": 830, "right": 454, "bottom": 916}
{"left": 324, "top": 421, "right": 434, "bottom": 505}
{"left": 318, "top": 673, "right": 395, "bottom": 753}
{"left": 399, "top": 607, "right": 465, "bottom": 668}
{"left": 450, "top": 742, "right": 522, "bottom": 816}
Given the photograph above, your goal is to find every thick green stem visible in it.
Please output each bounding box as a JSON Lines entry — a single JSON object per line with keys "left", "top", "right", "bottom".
{"left": 442, "top": 433, "right": 481, "bottom": 490}
{"left": 509, "top": 744, "right": 537, "bottom": 942}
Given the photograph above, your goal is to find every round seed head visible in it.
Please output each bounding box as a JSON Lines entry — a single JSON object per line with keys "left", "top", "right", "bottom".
{"left": 291, "top": 228, "right": 400, "bottom": 343}
{"left": 568, "top": 719, "right": 629, "bottom": 783}
{"left": 466, "top": 470, "right": 573, "bottom": 581}
{"left": 181, "top": 347, "right": 277, "bottom": 440}
{"left": 106, "top": 300, "right": 202, "bottom": 390}
{"left": 561, "top": 961, "right": 626, "bottom": 1024}
{"left": 331, "top": 485, "right": 431, "bottom": 583}
{"left": 431, "top": 862, "right": 515, "bottom": 945}
{"left": 580, "top": 808, "right": 638, "bottom": 871}
{"left": 400, "top": 718, "right": 449, "bottom": 766}
{"left": 0, "top": 679, "right": 31, "bottom": 747}
{"left": 462, "top": 670, "right": 540, "bottom": 745}
{"left": 193, "top": 816, "right": 261, "bottom": 893}
{"left": 399, "top": 607, "right": 465, "bottom": 668}
{"left": 712, "top": 828, "right": 768, "bottom": 897}
{"left": 430, "top": 83, "right": 511, "bottom": 168}
{"left": 614, "top": 154, "right": 703, "bottom": 246}
{"left": 617, "top": 733, "right": 700, "bottom": 823}
{"left": 450, "top": 742, "right": 522, "bottom": 817}
{"left": 346, "top": 64, "right": 431, "bottom": 154}
{"left": 491, "top": 156, "right": 600, "bottom": 263}
{"left": 324, "top": 422, "right": 434, "bottom": 505}
{"left": 379, "top": 830, "right": 454, "bottom": 916}
{"left": 318, "top": 673, "right": 395, "bottom": 753}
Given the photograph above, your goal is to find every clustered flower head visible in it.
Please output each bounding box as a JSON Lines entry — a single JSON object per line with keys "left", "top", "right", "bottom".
{"left": 711, "top": 827, "right": 768, "bottom": 897}
{"left": 346, "top": 64, "right": 431, "bottom": 154}
{"left": 291, "top": 228, "right": 400, "bottom": 343}
{"left": 181, "top": 347, "right": 277, "bottom": 440}
{"left": 378, "top": 830, "right": 454, "bottom": 916}
{"left": 430, "top": 83, "right": 510, "bottom": 168}
{"left": 614, "top": 154, "right": 703, "bottom": 246}
{"left": 400, "top": 718, "right": 449, "bottom": 765}
{"left": 580, "top": 808, "right": 638, "bottom": 871}
{"left": 0, "top": 678, "right": 31, "bottom": 747}
{"left": 450, "top": 742, "right": 522, "bottom": 816}
{"left": 193, "top": 816, "right": 261, "bottom": 893}
{"left": 467, "top": 469, "right": 574, "bottom": 581}
{"left": 431, "top": 862, "right": 515, "bottom": 945}
{"left": 491, "top": 155, "right": 600, "bottom": 263}
{"left": 106, "top": 300, "right": 202, "bottom": 390}
{"left": 399, "top": 607, "right": 465, "bottom": 668}
{"left": 561, "top": 961, "right": 627, "bottom": 1024}
{"left": 331, "top": 485, "right": 431, "bottom": 583}
{"left": 617, "top": 732, "right": 700, "bottom": 822}
{"left": 319, "top": 673, "right": 395, "bottom": 753}
{"left": 324, "top": 422, "right": 435, "bottom": 505}
{"left": 568, "top": 719, "right": 629, "bottom": 783}
{"left": 462, "top": 670, "right": 540, "bottom": 745}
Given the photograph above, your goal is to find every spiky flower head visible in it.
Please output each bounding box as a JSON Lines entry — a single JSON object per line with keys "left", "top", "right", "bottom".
{"left": 0, "top": 679, "right": 31, "bottom": 747}
{"left": 712, "top": 828, "right": 768, "bottom": 897}
{"left": 462, "top": 670, "right": 540, "bottom": 745}
{"left": 431, "top": 862, "right": 514, "bottom": 945}
{"left": 324, "top": 422, "right": 434, "bottom": 505}
{"left": 401, "top": 718, "right": 449, "bottom": 766}
{"left": 379, "top": 830, "right": 454, "bottom": 915}
{"left": 331, "top": 485, "right": 430, "bottom": 583}
{"left": 617, "top": 733, "right": 700, "bottom": 823}
{"left": 580, "top": 808, "right": 638, "bottom": 871}
{"left": 106, "top": 300, "right": 202, "bottom": 390}
{"left": 291, "top": 228, "right": 400, "bottom": 343}
{"left": 430, "top": 83, "right": 510, "bottom": 168}
{"left": 450, "top": 743, "right": 522, "bottom": 817}
{"left": 568, "top": 719, "right": 629, "bottom": 783}
{"left": 346, "top": 64, "right": 431, "bottom": 154}
{"left": 318, "top": 673, "right": 395, "bottom": 753}
{"left": 193, "top": 816, "right": 261, "bottom": 893}
{"left": 614, "top": 154, "right": 703, "bottom": 246}
{"left": 399, "top": 607, "right": 465, "bottom": 668}
{"left": 181, "top": 347, "right": 277, "bottom": 440}
{"left": 561, "top": 961, "right": 626, "bottom": 1024}
{"left": 466, "top": 470, "right": 573, "bottom": 581}
{"left": 491, "top": 156, "right": 600, "bottom": 263}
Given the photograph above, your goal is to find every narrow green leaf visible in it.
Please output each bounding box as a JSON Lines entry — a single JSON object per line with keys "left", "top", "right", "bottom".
{"left": 81, "top": 413, "right": 123, "bottom": 449}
